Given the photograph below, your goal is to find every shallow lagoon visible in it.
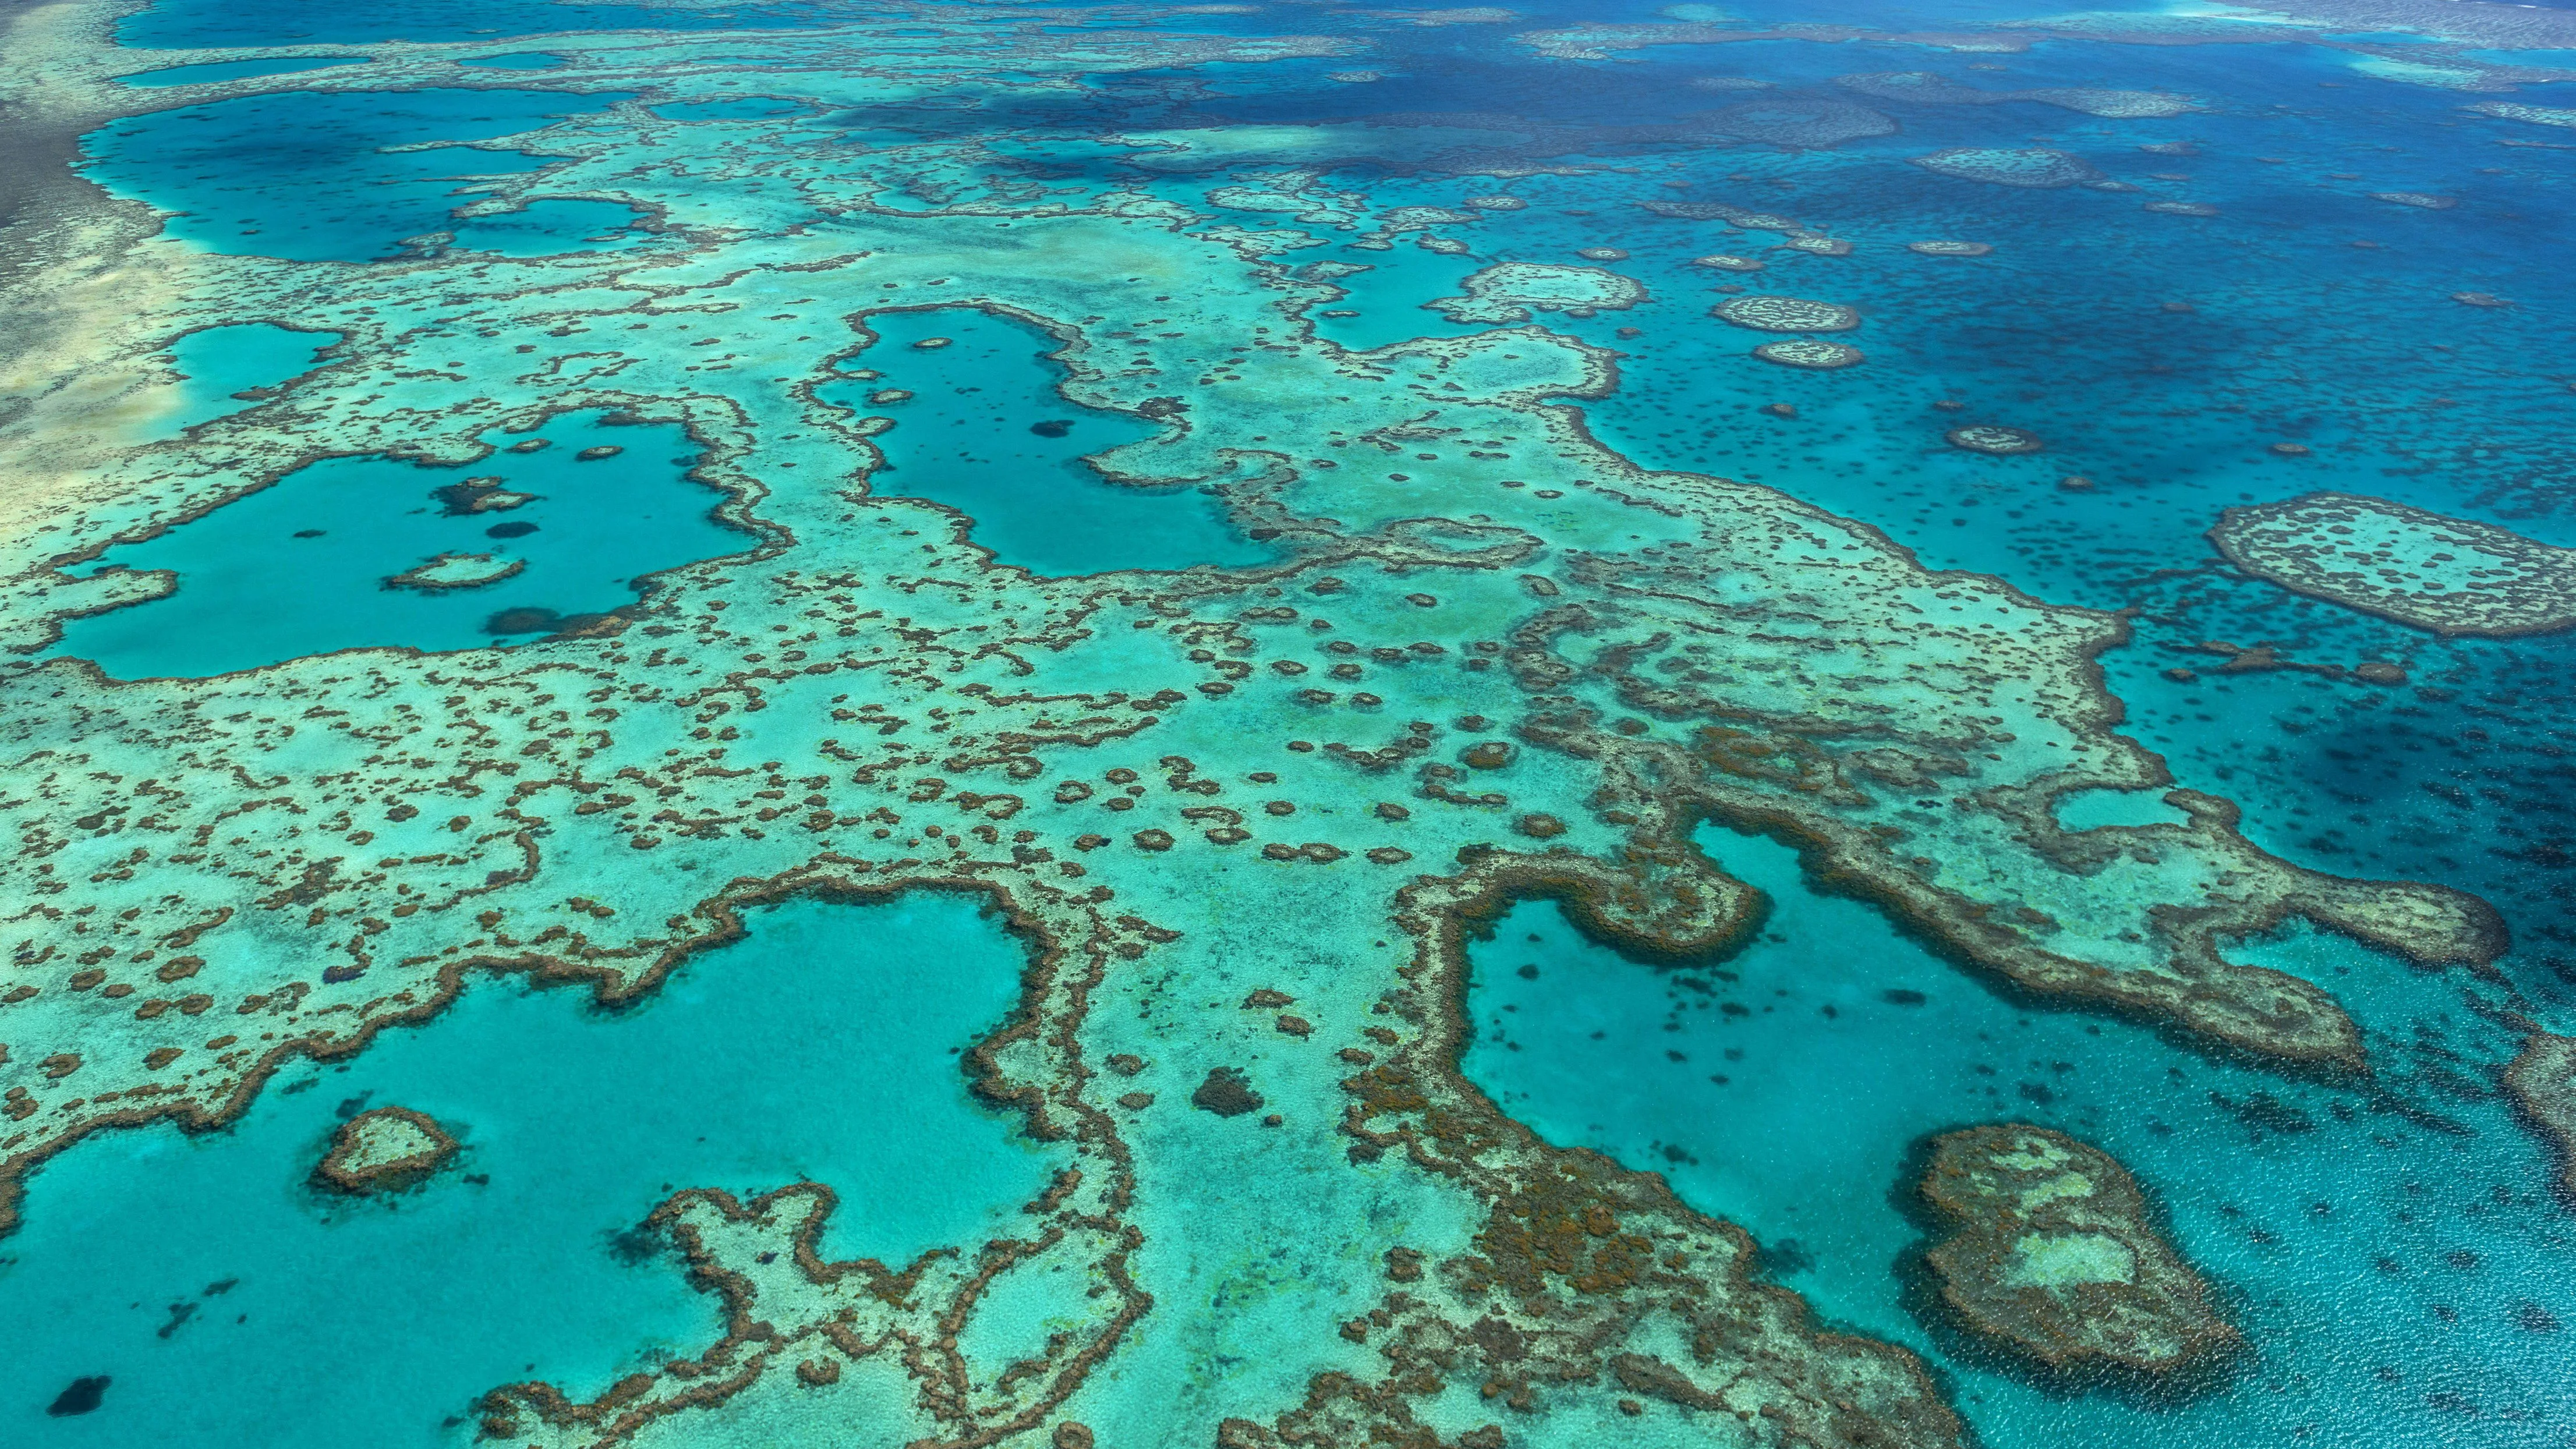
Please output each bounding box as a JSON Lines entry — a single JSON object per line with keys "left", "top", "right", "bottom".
{"left": 822, "top": 307, "right": 1277, "bottom": 577}
{"left": 156, "top": 323, "right": 338, "bottom": 434}
{"left": 0, "top": 890, "right": 1056, "bottom": 1444}
{"left": 53, "top": 411, "right": 744, "bottom": 679}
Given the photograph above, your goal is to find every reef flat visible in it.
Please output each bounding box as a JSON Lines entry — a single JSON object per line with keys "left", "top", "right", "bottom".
{"left": 2504, "top": 1033, "right": 2576, "bottom": 1203}
{"left": 314, "top": 1104, "right": 458, "bottom": 1193}
{"left": 1915, "top": 1126, "right": 2237, "bottom": 1380}
{"left": 1, "top": 0, "right": 2568, "bottom": 1442}
{"left": 2211, "top": 493, "right": 2576, "bottom": 637}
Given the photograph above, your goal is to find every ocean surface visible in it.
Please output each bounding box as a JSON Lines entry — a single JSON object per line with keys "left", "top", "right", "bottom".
{"left": 8, "top": 0, "right": 2576, "bottom": 1442}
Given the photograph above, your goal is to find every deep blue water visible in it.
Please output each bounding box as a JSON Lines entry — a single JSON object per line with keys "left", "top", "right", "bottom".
{"left": 0, "top": 890, "right": 1055, "bottom": 1446}
{"left": 77, "top": 88, "right": 632, "bottom": 263}
{"left": 54, "top": 412, "right": 745, "bottom": 678}
{"left": 115, "top": 0, "right": 820, "bottom": 48}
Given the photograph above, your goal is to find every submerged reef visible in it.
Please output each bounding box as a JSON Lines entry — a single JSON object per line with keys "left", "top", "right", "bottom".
{"left": 2470, "top": 101, "right": 2576, "bottom": 129}
{"left": 1910, "top": 148, "right": 2107, "bottom": 189}
{"left": 0, "top": 0, "right": 2538, "bottom": 1441}
{"left": 1715, "top": 295, "right": 1862, "bottom": 332}
{"left": 1947, "top": 424, "right": 2044, "bottom": 455}
{"left": 2211, "top": 493, "right": 2576, "bottom": 636}
{"left": 314, "top": 1105, "right": 457, "bottom": 1193}
{"left": 1425, "top": 263, "right": 1643, "bottom": 324}
{"left": 1838, "top": 70, "right": 2199, "bottom": 118}
{"left": 1753, "top": 339, "right": 1866, "bottom": 370}
{"left": 2505, "top": 1034, "right": 2576, "bottom": 1204}
{"left": 1915, "top": 1125, "right": 2238, "bottom": 1380}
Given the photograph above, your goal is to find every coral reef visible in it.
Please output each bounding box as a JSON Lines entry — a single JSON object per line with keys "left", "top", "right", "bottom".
{"left": 1839, "top": 70, "right": 2200, "bottom": 117}
{"left": 2210, "top": 492, "right": 2576, "bottom": 636}
{"left": 1947, "top": 424, "right": 2044, "bottom": 454}
{"left": 1915, "top": 1125, "right": 2238, "bottom": 1379}
{"left": 2470, "top": 101, "right": 2576, "bottom": 129}
{"left": 1753, "top": 339, "right": 1866, "bottom": 369}
{"left": 1425, "top": 263, "right": 1644, "bottom": 324}
{"left": 1911, "top": 147, "right": 2107, "bottom": 187}
{"left": 386, "top": 552, "right": 525, "bottom": 590}
{"left": 314, "top": 1106, "right": 458, "bottom": 1193}
{"left": 1714, "top": 295, "right": 1862, "bottom": 331}
{"left": 2504, "top": 1033, "right": 2576, "bottom": 1203}
{"left": 0, "top": 4, "right": 2521, "bottom": 1440}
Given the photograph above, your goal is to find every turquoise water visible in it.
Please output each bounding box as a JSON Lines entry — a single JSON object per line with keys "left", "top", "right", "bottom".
{"left": 819, "top": 307, "right": 1278, "bottom": 577}
{"left": 78, "top": 88, "right": 629, "bottom": 263}
{"left": 651, "top": 97, "right": 808, "bottom": 121}
{"left": 20, "top": 0, "right": 2576, "bottom": 1439}
{"left": 1463, "top": 825, "right": 2571, "bottom": 1446}
{"left": 0, "top": 890, "right": 1055, "bottom": 1445}
{"left": 457, "top": 52, "right": 568, "bottom": 70}
{"left": 158, "top": 323, "right": 338, "bottom": 433}
{"left": 53, "top": 412, "right": 744, "bottom": 679}
{"left": 446, "top": 197, "right": 649, "bottom": 257}
{"left": 112, "top": 55, "right": 369, "bottom": 87}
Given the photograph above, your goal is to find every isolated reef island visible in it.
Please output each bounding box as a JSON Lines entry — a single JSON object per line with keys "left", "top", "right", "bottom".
{"left": 2, "top": 0, "right": 2575, "bottom": 1444}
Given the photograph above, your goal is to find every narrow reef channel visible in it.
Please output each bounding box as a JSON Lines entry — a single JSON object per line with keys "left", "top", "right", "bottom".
{"left": 0, "top": 890, "right": 1060, "bottom": 1444}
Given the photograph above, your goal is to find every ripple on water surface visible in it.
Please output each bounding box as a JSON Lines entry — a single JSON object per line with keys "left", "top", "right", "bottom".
{"left": 0, "top": 891, "right": 1059, "bottom": 1444}
{"left": 822, "top": 307, "right": 1279, "bottom": 577}
{"left": 1462, "top": 826, "right": 2570, "bottom": 1447}
{"left": 51, "top": 411, "right": 745, "bottom": 679}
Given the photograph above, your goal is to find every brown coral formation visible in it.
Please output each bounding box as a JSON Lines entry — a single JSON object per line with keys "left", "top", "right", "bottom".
{"left": 1753, "top": 339, "right": 1865, "bottom": 369}
{"left": 2210, "top": 491, "right": 2576, "bottom": 636}
{"left": 1265, "top": 831, "right": 1963, "bottom": 1448}
{"left": 2504, "top": 1033, "right": 2576, "bottom": 1203}
{"left": 313, "top": 1106, "right": 458, "bottom": 1193}
{"left": 1946, "top": 424, "right": 2043, "bottom": 455}
{"left": 1916, "top": 1125, "right": 2238, "bottom": 1379}
{"left": 1714, "top": 295, "right": 1861, "bottom": 332}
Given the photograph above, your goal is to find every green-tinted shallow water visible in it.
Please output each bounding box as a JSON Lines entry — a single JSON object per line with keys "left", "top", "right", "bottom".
{"left": 52, "top": 412, "right": 745, "bottom": 679}
{"left": 9, "top": 0, "right": 2576, "bottom": 1441}
{"left": 1463, "top": 826, "right": 2571, "bottom": 1446}
{"left": 0, "top": 891, "right": 1056, "bottom": 1446}
{"left": 821, "top": 306, "right": 1278, "bottom": 577}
